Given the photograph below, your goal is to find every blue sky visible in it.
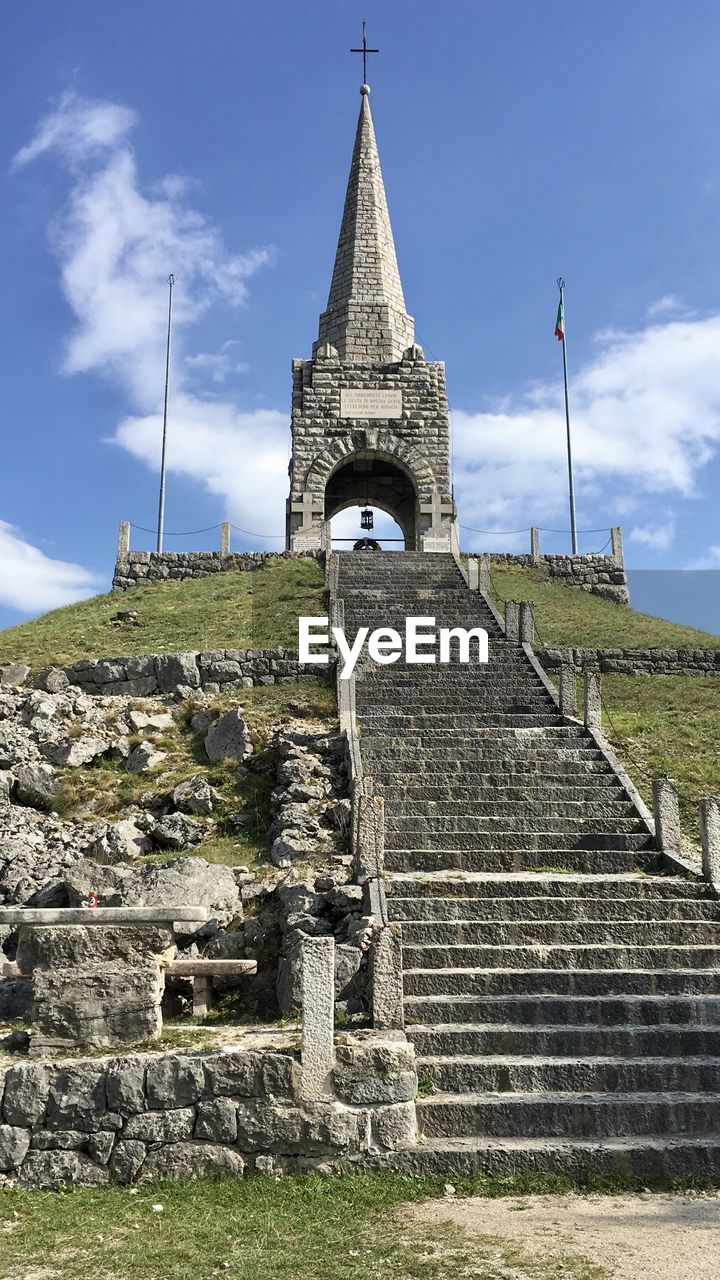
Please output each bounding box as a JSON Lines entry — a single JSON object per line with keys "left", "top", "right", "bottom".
{"left": 2, "top": 0, "right": 720, "bottom": 630}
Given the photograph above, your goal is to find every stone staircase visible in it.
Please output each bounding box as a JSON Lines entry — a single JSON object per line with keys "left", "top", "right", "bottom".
{"left": 336, "top": 549, "right": 720, "bottom": 1179}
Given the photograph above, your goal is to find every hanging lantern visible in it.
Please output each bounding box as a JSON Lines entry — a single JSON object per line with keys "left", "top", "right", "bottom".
{"left": 360, "top": 507, "right": 374, "bottom": 531}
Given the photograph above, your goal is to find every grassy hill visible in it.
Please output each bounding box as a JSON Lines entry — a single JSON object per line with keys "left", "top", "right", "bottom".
{"left": 0, "top": 559, "right": 325, "bottom": 670}
{"left": 485, "top": 562, "right": 720, "bottom": 650}
{"left": 1, "top": 555, "right": 717, "bottom": 848}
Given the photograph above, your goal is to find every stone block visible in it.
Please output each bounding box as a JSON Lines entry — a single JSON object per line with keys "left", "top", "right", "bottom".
{"left": 300, "top": 936, "right": 335, "bottom": 1101}
{"left": 19, "top": 1150, "right": 110, "bottom": 1188}
{"left": 3, "top": 1062, "right": 50, "bottom": 1126}
{"left": 333, "top": 1036, "right": 416, "bottom": 1105}
{"left": 203, "top": 1050, "right": 261, "bottom": 1098}
{"left": 124, "top": 1107, "right": 196, "bottom": 1144}
{"left": 141, "top": 1141, "right": 245, "bottom": 1181}
{"left": 155, "top": 652, "right": 200, "bottom": 691}
{"left": 45, "top": 1062, "right": 121, "bottom": 1133}
{"left": 195, "top": 1097, "right": 238, "bottom": 1143}
{"left": 109, "top": 1139, "right": 146, "bottom": 1184}
{"left": 370, "top": 1101, "right": 418, "bottom": 1151}
{"left": 30, "top": 964, "right": 164, "bottom": 1055}
{"left": 652, "top": 778, "right": 682, "bottom": 858}
{"left": 370, "top": 924, "right": 404, "bottom": 1030}
{"left": 584, "top": 671, "right": 602, "bottom": 729}
{"left": 106, "top": 1057, "right": 147, "bottom": 1116}
{"left": 700, "top": 797, "right": 720, "bottom": 892}
{"left": 0, "top": 1125, "right": 31, "bottom": 1171}
{"left": 146, "top": 1054, "right": 205, "bottom": 1109}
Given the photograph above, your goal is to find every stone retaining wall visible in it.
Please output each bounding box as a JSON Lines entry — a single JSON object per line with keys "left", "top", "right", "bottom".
{"left": 36, "top": 649, "right": 327, "bottom": 698}
{"left": 539, "top": 646, "right": 720, "bottom": 676}
{"left": 0, "top": 1035, "right": 417, "bottom": 1187}
{"left": 113, "top": 550, "right": 322, "bottom": 592}
{"left": 486, "top": 553, "right": 629, "bottom": 604}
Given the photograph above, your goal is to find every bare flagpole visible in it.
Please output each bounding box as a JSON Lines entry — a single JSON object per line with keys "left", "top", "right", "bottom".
{"left": 556, "top": 276, "right": 578, "bottom": 555}
{"left": 156, "top": 273, "right": 175, "bottom": 554}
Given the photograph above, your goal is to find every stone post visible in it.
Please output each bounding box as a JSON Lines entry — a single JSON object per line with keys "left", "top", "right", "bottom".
{"left": 700, "top": 797, "right": 720, "bottom": 893}
{"left": 611, "top": 526, "right": 624, "bottom": 567}
{"left": 220, "top": 522, "right": 230, "bottom": 557}
{"left": 504, "top": 600, "right": 519, "bottom": 643}
{"left": 652, "top": 778, "right": 682, "bottom": 859}
{"left": 117, "top": 521, "right": 131, "bottom": 560}
{"left": 519, "top": 601, "right": 535, "bottom": 646}
{"left": 330, "top": 596, "right": 345, "bottom": 634}
{"left": 370, "top": 923, "right": 404, "bottom": 1030}
{"left": 356, "top": 793, "right": 384, "bottom": 884}
{"left": 300, "top": 935, "right": 335, "bottom": 1100}
{"left": 584, "top": 671, "right": 602, "bottom": 729}
{"left": 559, "top": 664, "right": 578, "bottom": 718}
{"left": 479, "top": 556, "right": 490, "bottom": 594}
{"left": 467, "top": 558, "right": 479, "bottom": 591}
{"left": 530, "top": 527, "right": 540, "bottom": 563}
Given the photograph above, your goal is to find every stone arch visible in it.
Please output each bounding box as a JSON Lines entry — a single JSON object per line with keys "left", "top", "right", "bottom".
{"left": 324, "top": 451, "right": 418, "bottom": 546}
{"left": 305, "top": 433, "right": 436, "bottom": 495}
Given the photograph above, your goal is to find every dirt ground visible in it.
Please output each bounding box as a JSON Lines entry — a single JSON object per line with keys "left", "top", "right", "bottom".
{"left": 411, "top": 1190, "right": 720, "bottom": 1280}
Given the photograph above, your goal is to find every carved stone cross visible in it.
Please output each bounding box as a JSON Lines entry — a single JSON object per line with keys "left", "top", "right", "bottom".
{"left": 419, "top": 494, "right": 454, "bottom": 531}
{"left": 291, "top": 492, "right": 325, "bottom": 531}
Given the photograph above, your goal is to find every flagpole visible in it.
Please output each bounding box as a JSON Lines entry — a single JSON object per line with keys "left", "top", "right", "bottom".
{"left": 557, "top": 277, "right": 578, "bottom": 555}
{"left": 156, "top": 274, "right": 175, "bottom": 554}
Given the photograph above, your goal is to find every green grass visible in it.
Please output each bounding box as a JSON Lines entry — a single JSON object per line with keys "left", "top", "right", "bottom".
{"left": 485, "top": 563, "right": 720, "bottom": 650}
{"left": 3, "top": 1169, "right": 690, "bottom": 1280}
{"left": 601, "top": 675, "right": 720, "bottom": 840}
{"left": 0, "top": 558, "right": 325, "bottom": 670}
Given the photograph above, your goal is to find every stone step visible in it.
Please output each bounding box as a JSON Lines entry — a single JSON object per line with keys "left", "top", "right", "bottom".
{"left": 383, "top": 800, "right": 637, "bottom": 819}
{"left": 403, "top": 943, "right": 720, "bottom": 971}
{"left": 380, "top": 782, "right": 626, "bottom": 802}
{"left": 388, "top": 895, "right": 720, "bottom": 921}
{"left": 399, "top": 919, "right": 720, "bottom": 947}
{"left": 373, "top": 761, "right": 616, "bottom": 780}
{"left": 416, "top": 1054, "right": 720, "bottom": 1095}
{"left": 403, "top": 967, "right": 720, "bottom": 999}
{"left": 409, "top": 1023, "right": 720, "bottom": 1058}
{"left": 386, "top": 849, "right": 652, "bottom": 874}
{"left": 361, "top": 714, "right": 565, "bottom": 731}
{"left": 388, "top": 873, "right": 706, "bottom": 899}
{"left": 364, "top": 750, "right": 609, "bottom": 769}
{"left": 403, "top": 992, "right": 720, "bottom": 1025}
{"left": 379, "top": 1133, "right": 720, "bottom": 1180}
{"left": 385, "top": 816, "right": 646, "bottom": 835}
{"left": 417, "top": 1091, "right": 720, "bottom": 1139}
{"left": 384, "top": 829, "right": 653, "bottom": 849}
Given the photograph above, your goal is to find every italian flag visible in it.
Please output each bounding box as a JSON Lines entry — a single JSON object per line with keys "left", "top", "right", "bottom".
{"left": 555, "top": 296, "right": 565, "bottom": 342}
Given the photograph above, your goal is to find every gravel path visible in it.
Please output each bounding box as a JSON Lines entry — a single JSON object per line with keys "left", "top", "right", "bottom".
{"left": 411, "top": 1191, "right": 720, "bottom": 1279}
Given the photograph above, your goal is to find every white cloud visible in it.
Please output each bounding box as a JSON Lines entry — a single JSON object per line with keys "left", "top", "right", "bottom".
{"left": 452, "top": 316, "right": 720, "bottom": 548}
{"left": 185, "top": 341, "right": 249, "bottom": 384}
{"left": 645, "top": 294, "right": 687, "bottom": 319}
{"left": 114, "top": 400, "right": 289, "bottom": 542}
{"left": 688, "top": 545, "right": 720, "bottom": 569}
{"left": 13, "top": 91, "right": 273, "bottom": 408}
{"left": 0, "top": 521, "right": 100, "bottom": 614}
{"left": 629, "top": 520, "right": 676, "bottom": 551}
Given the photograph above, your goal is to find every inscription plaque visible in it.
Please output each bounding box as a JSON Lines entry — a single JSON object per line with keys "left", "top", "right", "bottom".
{"left": 339, "top": 388, "right": 403, "bottom": 419}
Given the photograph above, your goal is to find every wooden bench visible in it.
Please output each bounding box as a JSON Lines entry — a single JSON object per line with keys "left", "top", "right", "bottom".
{"left": 164, "top": 959, "right": 257, "bottom": 1017}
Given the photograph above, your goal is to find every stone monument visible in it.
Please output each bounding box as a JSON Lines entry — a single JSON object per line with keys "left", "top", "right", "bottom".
{"left": 286, "top": 83, "right": 458, "bottom": 553}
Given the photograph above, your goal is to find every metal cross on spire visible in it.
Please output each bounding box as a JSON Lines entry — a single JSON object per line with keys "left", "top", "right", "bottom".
{"left": 351, "top": 20, "right": 379, "bottom": 85}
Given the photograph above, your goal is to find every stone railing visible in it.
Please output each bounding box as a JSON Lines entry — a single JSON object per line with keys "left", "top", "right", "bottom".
{"left": 112, "top": 523, "right": 322, "bottom": 591}
{"left": 332, "top": 590, "right": 404, "bottom": 1032}
{"left": 539, "top": 646, "right": 720, "bottom": 677}
{"left": 35, "top": 649, "right": 326, "bottom": 698}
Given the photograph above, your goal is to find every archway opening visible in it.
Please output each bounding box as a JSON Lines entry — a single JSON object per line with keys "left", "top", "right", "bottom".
{"left": 324, "top": 452, "right": 417, "bottom": 549}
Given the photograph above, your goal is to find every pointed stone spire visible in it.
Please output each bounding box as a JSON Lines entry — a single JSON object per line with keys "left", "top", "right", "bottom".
{"left": 315, "top": 86, "right": 414, "bottom": 365}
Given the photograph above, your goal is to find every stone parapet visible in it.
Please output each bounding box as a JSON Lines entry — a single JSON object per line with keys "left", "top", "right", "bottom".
{"left": 0, "top": 1035, "right": 418, "bottom": 1187}
{"left": 485, "top": 553, "right": 629, "bottom": 604}
{"left": 113, "top": 550, "right": 322, "bottom": 592}
{"left": 539, "top": 646, "right": 720, "bottom": 677}
{"left": 33, "top": 648, "right": 331, "bottom": 698}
